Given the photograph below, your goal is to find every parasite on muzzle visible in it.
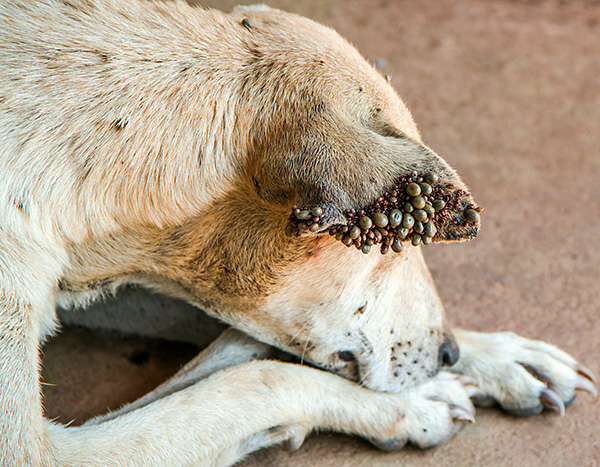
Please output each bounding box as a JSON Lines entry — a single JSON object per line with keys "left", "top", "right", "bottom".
{"left": 285, "top": 171, "right": 483, "bottom": 254}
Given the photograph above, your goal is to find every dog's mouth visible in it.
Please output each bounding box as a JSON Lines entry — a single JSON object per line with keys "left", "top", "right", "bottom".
{"left": 275, "top": 348, "right": 362, "bottom": 381}
{"left": 286, "top": 170, "right": 482, "bottom": 254}
{"left": 274, "top": 343, "right": 446, "bottom": 392}
{"left": 333, "top": 350, "right": 362, "bottom": 380}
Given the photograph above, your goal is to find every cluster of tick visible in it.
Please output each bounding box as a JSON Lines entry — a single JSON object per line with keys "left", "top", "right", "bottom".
{"left": 286, "top": 171, "right": 480, "bottom": 254}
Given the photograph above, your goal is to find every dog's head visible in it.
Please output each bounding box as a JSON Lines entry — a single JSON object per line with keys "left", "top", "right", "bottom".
{"left": 162, "top": 7, "right": 479, "bottom": 392}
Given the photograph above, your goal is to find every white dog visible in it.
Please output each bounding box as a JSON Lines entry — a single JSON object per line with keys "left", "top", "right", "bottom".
{"left": 0, "top": 1, "right": 596, "bottom": 466}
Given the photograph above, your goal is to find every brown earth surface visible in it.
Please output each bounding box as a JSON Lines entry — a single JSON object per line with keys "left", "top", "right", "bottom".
{"left": 42, "top": 0, "right": 600, "bottom": 466}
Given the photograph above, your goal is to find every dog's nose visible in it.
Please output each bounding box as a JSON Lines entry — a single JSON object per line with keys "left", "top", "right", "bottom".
{"left": 438, "top": 336, "right": 460, "bottom": 367}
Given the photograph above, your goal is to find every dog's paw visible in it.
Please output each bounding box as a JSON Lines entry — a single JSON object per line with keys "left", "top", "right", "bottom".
{"left": 241, "top": 421, "right": 311, "bottom": 456}
{"left": 452, "top": 330, "right": 597, "bottom": 416}
{"left": 368, "top": 372, "right": 478, "bottom": 450}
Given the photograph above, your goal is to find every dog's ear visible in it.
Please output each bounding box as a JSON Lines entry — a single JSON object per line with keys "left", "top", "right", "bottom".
{"left": 251, "top": 118, "right": 481, "bottom": 250}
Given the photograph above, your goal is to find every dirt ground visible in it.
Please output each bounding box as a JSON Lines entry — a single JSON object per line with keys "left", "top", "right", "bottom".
{"left": 41, "top": 0, "right": 600, "bottom": 465}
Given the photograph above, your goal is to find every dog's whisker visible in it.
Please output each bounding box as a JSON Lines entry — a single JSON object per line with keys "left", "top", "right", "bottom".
{"left": 300, "top": 322, "right": 316, "bottom": 366}
{"left": 358, "top": 362, "right": 377, "bottom": 387}
{"left": 282, "top": 319, "right": 312, "bottom": 353}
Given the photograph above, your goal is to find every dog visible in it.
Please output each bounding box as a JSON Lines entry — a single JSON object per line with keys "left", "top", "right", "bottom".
{"left": 0, "top": 1, "right": 596, "bottom": 465}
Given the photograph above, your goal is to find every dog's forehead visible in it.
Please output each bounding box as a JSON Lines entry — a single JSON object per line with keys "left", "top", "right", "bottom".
{"left": 233, "top": 7, "right": 419, "bottom": 139}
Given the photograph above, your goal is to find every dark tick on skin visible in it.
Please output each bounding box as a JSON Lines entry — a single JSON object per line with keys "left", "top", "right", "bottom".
{"left": 113, "top": 117, "right": 128, "bottom": 130}
{"left": 241, "top": 18, "right": 252, "bottom": 30}
{"left": 13, "top": 196, "right": 26, "bottom": 213}
{"left": 286, "top": 170, "right": 481, "bottom": 253}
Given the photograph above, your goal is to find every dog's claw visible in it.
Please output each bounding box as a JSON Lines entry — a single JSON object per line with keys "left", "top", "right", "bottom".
{"left": 281, "top": 427, "right": 309, "bottom": 452}
{"left": 575, "top": 375, "right": 598, "bottom": 398}
{"left": 456, "top": 374, "right": 481, "bottom": 397}
{"left": 539, "top": 389, "right": 565, "bottom": 416}
{"left": 449, "top": 404, "right": 475, "bottom": 424}
{"left": 437, "top": 372, "right": 459, "bottom": 381}
{"left": 577, "top": 365, "right": 597, "bottom": 384}
{"left": 464, "top": 385, "right": 483, "bottom": 398}
{"left": 282, "top": 435, "right": 306, "bottom": 452}
{"left": 457, "top": 375, "right": 477, "bottom": 386}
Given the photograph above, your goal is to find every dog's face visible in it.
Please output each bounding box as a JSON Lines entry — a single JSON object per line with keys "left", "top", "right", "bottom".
{"left": 234, "top": 240, "right": 453, "bottom": 393}
{"left": 158, "top": 7, "right": 479, "bottom": 393}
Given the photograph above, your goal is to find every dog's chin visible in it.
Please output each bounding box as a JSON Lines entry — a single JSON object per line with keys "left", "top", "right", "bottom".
{"left": 279, "top": 351, "right": 362, "bottom": 383}
{"left": 327, "top": 362, "right": 437, "bottom": 393}
{"left": 279, "top": 349, "right": 438, "bottom": 392}
{"left": 328, "top": 351, "right": 442, "bottom": 393}
{"left": 329, "top": 360, "right": 361, "bottom": 383}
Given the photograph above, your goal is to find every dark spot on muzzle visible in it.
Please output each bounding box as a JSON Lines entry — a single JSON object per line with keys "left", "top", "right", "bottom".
{"left": 338, "top": 350, "right": 356, "bottom": 362}
{"left": 438, "top": 336, "right": 459, "bottom": 367}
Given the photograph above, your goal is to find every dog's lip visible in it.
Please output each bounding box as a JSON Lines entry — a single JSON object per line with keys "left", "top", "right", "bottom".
{"left": 306, "top": 351, "right": 362, "bottom": 382}
{"left": 277, "top": 350, "right": 361, "bottom": 381}
{"left": 338, "top": 350, "right": 356, "bottom": 362}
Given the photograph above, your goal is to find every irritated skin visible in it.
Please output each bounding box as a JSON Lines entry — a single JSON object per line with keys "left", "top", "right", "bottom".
{"left": 0, "top": 1, "right": 596, "bottom": 466}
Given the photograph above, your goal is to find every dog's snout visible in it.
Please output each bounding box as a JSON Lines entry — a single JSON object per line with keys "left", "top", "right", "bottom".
{"left": 438, "top": 336, "right": 460, "bottom": 367}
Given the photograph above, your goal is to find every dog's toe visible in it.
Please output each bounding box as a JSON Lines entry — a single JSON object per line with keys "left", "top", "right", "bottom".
{"left": 367, "top": 372, "right": 477, "bottom": 450}
{"left": 451, "top": 331, "right": 597, "bottom": 416}
{"left": 368, "top": 437, "right": 407, "bottom": 452}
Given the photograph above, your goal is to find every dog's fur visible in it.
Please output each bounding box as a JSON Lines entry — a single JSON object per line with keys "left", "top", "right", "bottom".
{"left": 0, "top": 1, "right": 596, "bottom": 465}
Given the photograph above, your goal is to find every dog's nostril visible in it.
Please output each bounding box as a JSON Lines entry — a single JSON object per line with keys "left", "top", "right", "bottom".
{"left": 438, "top": 338, "right": 460, "bottom": 367}
{"left": 338, "top": 350, "right": 356, "bottom": 362}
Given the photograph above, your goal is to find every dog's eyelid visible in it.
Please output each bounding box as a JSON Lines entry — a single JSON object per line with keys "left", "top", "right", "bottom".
{"left": 375, "top": 123, "right": 406, "bottom": 139}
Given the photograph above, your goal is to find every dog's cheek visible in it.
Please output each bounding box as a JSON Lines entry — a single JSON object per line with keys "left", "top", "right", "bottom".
{"left": 305, "top": 236, "right": 330, "bottom": 259}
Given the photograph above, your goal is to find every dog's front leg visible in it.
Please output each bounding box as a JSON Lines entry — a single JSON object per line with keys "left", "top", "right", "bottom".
{"left": 91, "top": 328, "right": 278, "bottom": 423}
{"left": 51, "top": 362, "right": 476, "bottom": 466}
{"left": 450, "top": 329, "right": 597, "bottom": 416}
{"left": 3, "top": 280, "right": 477, "bottom": 467}
{"left": 1, "top": 292, "right": 52, "bottom": 465}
